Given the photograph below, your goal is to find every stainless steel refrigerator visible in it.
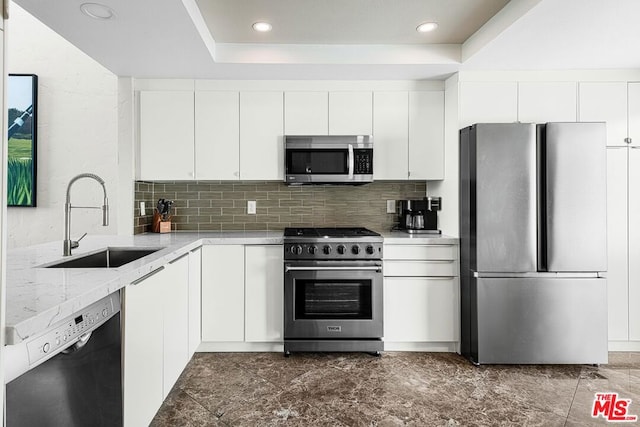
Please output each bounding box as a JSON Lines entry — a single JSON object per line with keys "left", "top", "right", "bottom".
{"left": 459, "top": 122, "right": 608, "bottom": 364}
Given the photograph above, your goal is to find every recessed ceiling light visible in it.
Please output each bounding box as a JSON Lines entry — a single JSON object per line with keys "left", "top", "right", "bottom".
{"left": 416, "top": 22, "right": 438, "bottom": 33}
{"left": 252, "top": 22, "right": 272, "bottom": 32}
{"left": 80, "top": 3, "right": 115, "bottom": 20}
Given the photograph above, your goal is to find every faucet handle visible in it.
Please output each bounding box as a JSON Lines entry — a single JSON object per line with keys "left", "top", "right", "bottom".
{"left": 71, "top": 232, "right": 87, "bottom": 249}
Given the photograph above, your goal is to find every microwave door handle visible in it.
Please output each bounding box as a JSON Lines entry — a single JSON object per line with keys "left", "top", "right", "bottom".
{"left": 348, "top": 144, "right": 354, "bottom": 179}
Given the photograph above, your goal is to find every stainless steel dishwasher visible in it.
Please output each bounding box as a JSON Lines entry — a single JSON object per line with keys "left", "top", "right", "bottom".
{"left": 5, "top": 292, "right": 122, "bottom": 426}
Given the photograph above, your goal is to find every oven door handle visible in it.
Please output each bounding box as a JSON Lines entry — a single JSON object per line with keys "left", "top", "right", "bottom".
{"left": 285, "top": 265, "right": 382, "bottom": 272}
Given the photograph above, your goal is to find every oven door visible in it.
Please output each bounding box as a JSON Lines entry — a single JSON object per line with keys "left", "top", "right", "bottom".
{"left": 284, "top": 260, "right": 383, "bottom": 339}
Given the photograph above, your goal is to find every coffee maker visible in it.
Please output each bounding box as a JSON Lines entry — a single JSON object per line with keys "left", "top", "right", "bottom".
{"left": 397, "top": 197, "right": 441, "bottom": 234}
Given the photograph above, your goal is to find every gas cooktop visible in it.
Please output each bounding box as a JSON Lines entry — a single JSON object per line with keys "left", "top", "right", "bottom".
{"left": 283, "top": 227, "right": 383, "bottom": 260}
{"left": 284, "top": 227, "right": 381, "bottom": 239}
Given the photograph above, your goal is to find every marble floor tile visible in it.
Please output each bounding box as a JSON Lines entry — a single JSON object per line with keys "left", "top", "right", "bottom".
{"left": 152, "top": 351, "right": 640, "bottom": 426}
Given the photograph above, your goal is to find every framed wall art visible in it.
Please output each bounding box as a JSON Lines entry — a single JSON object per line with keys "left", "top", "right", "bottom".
{"left": 8, "top": 74, "right": 37, "bottom": 207}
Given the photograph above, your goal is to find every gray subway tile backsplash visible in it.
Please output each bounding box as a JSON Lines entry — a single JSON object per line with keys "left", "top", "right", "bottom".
{"left": 133, "top": 180, "right": 427, "bottom": 234}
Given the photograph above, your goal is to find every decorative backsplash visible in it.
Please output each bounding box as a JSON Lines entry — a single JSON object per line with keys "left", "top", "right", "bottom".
{"left": 134, "top": 180, "right": 427, "bottom": 234}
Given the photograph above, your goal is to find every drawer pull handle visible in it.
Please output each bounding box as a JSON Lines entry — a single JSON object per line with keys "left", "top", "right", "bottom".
{"left": 131, "top": 266, "right": 165, "bottom": 285}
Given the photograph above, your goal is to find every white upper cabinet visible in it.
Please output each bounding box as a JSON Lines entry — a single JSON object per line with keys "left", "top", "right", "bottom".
{"left": 459, "top": 82, "right": 518, "bottom": 128}
{"left": 139, "top": 91, "right": 194, "bottom": 180}
{"left": 627, "top": 82, "right": 640, "bottom": 147}
{"left": 373, "top": 91, "right": 409, "bottom": 180}
{"left": 239, "top": 91, "right": 284, "bottom": 180}
{"left": 518, "top": 82, "right": 577, "bottom": 123}
{"left": 329, "top": 91, "right": 373, "bottom": 135}
{"left": 284, "top": 92, "right": 328, "bottom": 135}
{"left": 409, "top": 91, "right": 444, "bottom": 180}
{"left": 195, "top": 91, "right": 240, "bottom": 180}
{"left": 578, "top": 82, "right": 628, "bottom": 146}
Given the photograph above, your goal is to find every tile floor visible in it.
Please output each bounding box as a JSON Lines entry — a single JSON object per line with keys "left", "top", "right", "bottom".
{"left": 151, "top": 352, "right": 640, "bottom": 426}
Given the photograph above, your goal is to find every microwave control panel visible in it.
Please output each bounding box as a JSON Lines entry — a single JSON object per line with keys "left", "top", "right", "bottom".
{"left": 354, "top": 150, "right": 373, "bottom": 174}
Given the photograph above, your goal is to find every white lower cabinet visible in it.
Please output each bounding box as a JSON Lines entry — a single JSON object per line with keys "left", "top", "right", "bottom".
{"left": 162, "top": 254, "right": 190, "bottom": 398}
{"left": 123, "top": 267, "right": 166, "bottom": 427}
{"left": 245, "top": 246, "right": 284, "bottom": 342}
{"left": 201, "top": 245, "right": 245, "bottom": 342}
{"left": 188, "top": 247, "right": 202, "bottom": 356}
{"left": 123, "top": 253, "right": 192, "bottom": 426}
{"left": 201, "top": 244, "right": 284, "bottom": 345}
{"left": 629, "top": 148, "right": 640, "bottom": 340}
{"left": 606, "top": 147, "right": 629, "bottom": 341}
{"left": 383, "top": 242, "right": 459, "bottom": 349}
{"left": 384, "top": 278, "right": 457, "bottom": 342}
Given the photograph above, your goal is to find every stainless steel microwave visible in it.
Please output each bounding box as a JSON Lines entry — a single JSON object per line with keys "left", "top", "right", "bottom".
{"left": 284, "top": 135, "right": 374, "bottom": 184}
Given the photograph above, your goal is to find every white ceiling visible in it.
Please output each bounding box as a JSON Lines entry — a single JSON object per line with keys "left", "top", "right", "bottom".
{"left": 10, "top": 0, "right": 640, "bottom": 80}
{"left": 196, "top": 0, "right": 509, "bottom": 44}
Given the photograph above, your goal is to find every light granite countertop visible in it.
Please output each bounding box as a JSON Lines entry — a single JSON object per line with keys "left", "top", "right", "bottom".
{"left": 5, "top": 232, "right": 283, "bottom": 345}
{"left": 6, "top": 230, "right": 458, "bottom": 345}
{"left": 380, "top": 231, "right": 458, "bottom": 244}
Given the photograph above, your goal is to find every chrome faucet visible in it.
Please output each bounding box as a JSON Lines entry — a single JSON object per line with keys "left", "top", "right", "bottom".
{"left": 63, "top": 173, "right": 109, "bottom": 256}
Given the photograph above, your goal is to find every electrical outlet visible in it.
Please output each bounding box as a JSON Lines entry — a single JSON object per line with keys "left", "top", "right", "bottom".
{"left": 247, "top": 200, "right": 257, "bottom": 214}
{"left": 386, "top": 200, "right": 396, "bottom": 214}
{"left": 140, "top": 201, "right": 146, "bottom": 216}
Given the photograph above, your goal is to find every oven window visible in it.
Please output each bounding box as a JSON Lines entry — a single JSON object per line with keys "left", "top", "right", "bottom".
{"left": 294, "top": 280, "right": 372, "bottom": 319}
{"left": 286, "top": 150, "right": 348, "bottom": 175}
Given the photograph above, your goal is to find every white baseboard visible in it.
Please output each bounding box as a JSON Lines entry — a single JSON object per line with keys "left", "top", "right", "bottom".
{"left": 196, "top": 341, "right": 460, "bottom": 353}
{"left": 197, "top": 342, "right": 284, "bottom": 352}
{"left": 608, "top": 341, "right": 640, "bottom": 352}
{"left": 383, "top": 342, "right": 458, "bottom": 352}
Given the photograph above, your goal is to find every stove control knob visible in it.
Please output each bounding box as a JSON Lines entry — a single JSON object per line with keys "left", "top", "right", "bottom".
{"left": 337, "top": 245, "right": 346, "bottom": 255}
{"left": 366, "top": 245, "right": 375, "bottom": 255}
{"left": 293, "top": 245, "right": 303, "bottom": 255}
{"left": 323, "top": 245, "right": 332, "bottom": 255}
{"left": 43, "top": 342, "right": 51, "bottom": 353}
{"left": 351, "top": 245, "right": 361, "bottom": 255}
{"left": 308, "top": 245, "right": 318, "bottom": 255}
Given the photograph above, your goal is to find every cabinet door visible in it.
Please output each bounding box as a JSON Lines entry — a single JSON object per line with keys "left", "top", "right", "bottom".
{"left": 373, "top": 91, "right": 408, "bottom": 180}
{"left": 518, "top": 82, "right": 577, "bottom": 123}
{"left": 201, "top": 245, "right": 245, "bottom": 341}
{"left": 628, "top": 82, "right": 640, "bottom": 147}
{"left": 409, "top": 91, "right": 445, "bottom": 180}
{"left": 188, "top": 248, "right": 202, "bottom": 356}
{"left": 329, "top": 91, "right": 373, "bottom": 135}
{"left": 384, "top": 277, "right": 457, "bottom": 342}
{"left": 163, "top": 254, "right": 190, "bottom": 398}
{"left": 606, "top": 147, "right": 629, "bottom": 341}
{"left": 139, "top": 91, "right": 194, "bottom": 180}
{"left": 629, "top": 147, "right": 640, "bottom": 340}
{"left": 284, "top": 92, "right": 328, "bottom": 135}
{"left": 245, "top": 245, "right": 284, "bottom": 342}
{"left": 195, "top": 91, "right": 240, "bottom": 180}
{"left": 123, "top": 268, "right": 165, "bottom": 427}
{"left": 239, "top": 91, "right": 284, "bottom": 180}
{"left": 459, "top": 82, "right": 518, "bottom": 128}
{"left": 578, "top": 82, "right": 628, "bottom": 146}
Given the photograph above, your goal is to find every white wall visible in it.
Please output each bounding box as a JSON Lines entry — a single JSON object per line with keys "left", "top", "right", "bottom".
{"left": 6, "top": 5, "right": 119, "bottom": 248}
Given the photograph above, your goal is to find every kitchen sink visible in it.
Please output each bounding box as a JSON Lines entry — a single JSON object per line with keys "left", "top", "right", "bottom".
{"left": 45, "top": 247, "right": 163, "bottom": 268}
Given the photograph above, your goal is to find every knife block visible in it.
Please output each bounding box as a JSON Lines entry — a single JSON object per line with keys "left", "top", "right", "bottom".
{"left": 152, "top": 212, "right": 172, "bottom": 233}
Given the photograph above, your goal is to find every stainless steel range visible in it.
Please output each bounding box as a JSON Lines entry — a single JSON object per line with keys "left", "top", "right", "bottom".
{"left": 283, "top": 227, "right": 384, "bottom": 356}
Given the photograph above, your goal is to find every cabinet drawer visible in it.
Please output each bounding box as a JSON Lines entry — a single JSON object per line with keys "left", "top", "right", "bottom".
{"left": 383, "top": 260, "right": 456, "bottom": 277}
{"left": 384, "top": 277, "right": 458, "bottom": 342}
{"left": 384, "top": 244, "right": 456, "bottom": 261}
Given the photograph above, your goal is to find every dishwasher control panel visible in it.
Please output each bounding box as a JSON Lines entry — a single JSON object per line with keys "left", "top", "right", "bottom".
{"left": 26, "top": 292, "right": 120, "bottom": 366}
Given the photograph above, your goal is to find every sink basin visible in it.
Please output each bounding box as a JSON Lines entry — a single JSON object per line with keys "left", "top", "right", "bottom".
{"left": 45, "top": 247, "right": 163, "bottom": 268}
